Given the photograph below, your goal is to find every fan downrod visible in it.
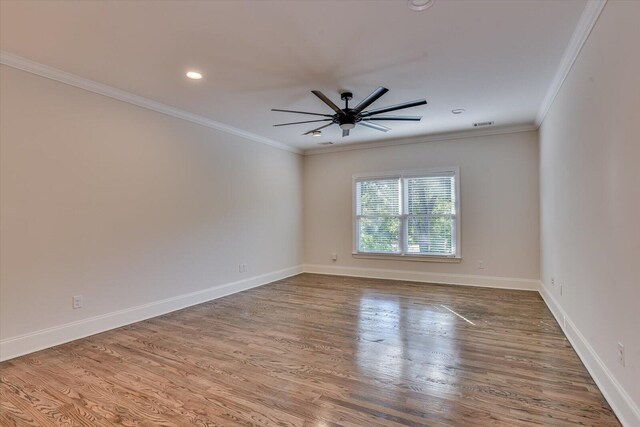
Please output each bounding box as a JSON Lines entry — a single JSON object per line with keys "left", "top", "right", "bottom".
{"left": 340, "top": 91, "right": 353, "bottom": 111}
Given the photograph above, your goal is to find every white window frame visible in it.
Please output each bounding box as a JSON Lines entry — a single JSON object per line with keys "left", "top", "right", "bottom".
{"left": 352, "top": 167, "right": 461, "bottom": 262}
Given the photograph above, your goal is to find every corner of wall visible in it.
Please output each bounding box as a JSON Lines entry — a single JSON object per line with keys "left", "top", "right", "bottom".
{"left": 538, "top": 281, "right": 640, "bottom": 426}
{"left": 303, "top": 264, "right": 540, "bottom": 291}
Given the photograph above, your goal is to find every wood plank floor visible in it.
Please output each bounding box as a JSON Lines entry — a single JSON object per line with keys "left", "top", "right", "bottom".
{"left": 0, "top": 273, "right": 619, "bottom": 426}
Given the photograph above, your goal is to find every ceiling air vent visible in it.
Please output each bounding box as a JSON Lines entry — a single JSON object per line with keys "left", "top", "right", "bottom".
{"left": 473, "top": 121, "right": 494, "bottom": 128}
{"left": 318, "top": 141, "right": 334, "bottom": 146}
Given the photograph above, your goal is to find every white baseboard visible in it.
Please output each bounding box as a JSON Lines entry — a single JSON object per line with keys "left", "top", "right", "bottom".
{"left": 539, "top": 281, "right": 640, "bottom": 427}
{"left": 0, "top": 265, "right": 303, "bottom": 362}
{"left": 4, "top": 268, "right": 635, "bottom": 426}
{"left": 302, "top": 264, "right": 539, "bottom": 291}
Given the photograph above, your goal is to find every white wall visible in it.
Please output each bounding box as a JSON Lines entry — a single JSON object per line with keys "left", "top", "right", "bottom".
{"left": 539, "top": 1, "right": 640, "bottom": 424}
{"left": 304, "top": 131, "right": 540, "bottom": 289}
{"left": 0, "top": 65, "right": 304, "bottom": 358}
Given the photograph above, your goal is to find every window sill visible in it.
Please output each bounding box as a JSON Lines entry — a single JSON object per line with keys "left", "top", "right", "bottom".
{"left": 352, "top": 253, "right": 462, "bottom": 263}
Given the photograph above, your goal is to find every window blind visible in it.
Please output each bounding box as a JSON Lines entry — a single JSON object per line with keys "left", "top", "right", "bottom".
{"left": 406, "top": 174, "right": 455, "bottom": 256}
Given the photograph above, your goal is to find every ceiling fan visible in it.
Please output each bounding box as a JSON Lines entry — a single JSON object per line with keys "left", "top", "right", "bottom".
{"left": 272, "top": 87, "right": 427, "bottom": 137}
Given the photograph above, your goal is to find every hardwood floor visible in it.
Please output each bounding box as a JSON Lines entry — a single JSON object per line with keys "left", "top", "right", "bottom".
{"left": 0, "top": 273, "right": 619, "bottom": 426}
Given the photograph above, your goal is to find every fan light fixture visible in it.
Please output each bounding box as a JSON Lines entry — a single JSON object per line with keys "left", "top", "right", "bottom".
{"left": 186, "top": 71, "right": 203, "bottom": 80}
{"left": 408, "top": 0, "right": 435, "bottom": 12}
{"left": 271, "top": 88, "right": 427, "bottom": 138}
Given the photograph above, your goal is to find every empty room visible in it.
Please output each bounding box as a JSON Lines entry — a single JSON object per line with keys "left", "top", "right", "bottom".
{"left": 0, "top": 0, "right": 638, "bottom": 425}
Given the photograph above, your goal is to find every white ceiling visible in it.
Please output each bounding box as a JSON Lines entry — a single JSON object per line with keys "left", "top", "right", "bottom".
{"left": 0, "top": 0, "right": 586, "bottom": 150}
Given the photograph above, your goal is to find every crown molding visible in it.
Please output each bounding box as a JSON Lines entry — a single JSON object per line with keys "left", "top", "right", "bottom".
{"left": 303, "top": 123, "right": 538, "bottom": 156}
{"left": 3, "top": 0, "right": 600, "bottom": 160}
{"left": 0, "top": 51, "right": 301, "bottom": 155}
{"left": 535, "top": 0, "right": 607, "bottom": 127}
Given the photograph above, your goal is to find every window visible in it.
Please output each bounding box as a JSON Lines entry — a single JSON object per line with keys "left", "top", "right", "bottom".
{"left": 353, "top": 168, "right": 460, "bottom": 259}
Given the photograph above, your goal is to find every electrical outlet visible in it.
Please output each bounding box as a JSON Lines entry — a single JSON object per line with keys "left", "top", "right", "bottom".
{"left": 477, "top": 260, "right": 485, "bottom": 270}
{"left": 243, "top": 263, "right": 248, "bottom": 272}
{"left": 551, "top": 277, "right": 555, "bottom": 286}
{"left": 72, "top": 295, "right": 83, "bottom": 309}
{"left": 238, "top": 264, "right": 244, "bottom": 273}
{"left": 331, "top": 253, "right": 337, "bottom": 261}
{"left": 618, "top": 342, "right": 625, "bottom": 367}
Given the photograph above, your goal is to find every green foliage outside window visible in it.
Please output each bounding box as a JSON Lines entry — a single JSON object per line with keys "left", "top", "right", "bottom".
{"left": 357, "top": 175, "right": 455, "bottom": 256}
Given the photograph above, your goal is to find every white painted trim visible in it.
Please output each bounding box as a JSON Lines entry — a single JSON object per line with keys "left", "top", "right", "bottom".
{"left": 351, "top": 166, "right": 458, "bottom": 181}
{"left": 0, "top": 51, "right": 301, "bottom": 155}
{"left": 351, "top": 253, "right": 462, "bottom": 263}
{"left": 3, "top": 0, "right": 600, "bottom": 159}
{"left": 0, "top": 265, "right": 303, "bottom": 362}
{"left": 535, "top": 0, "right": 607, "bottom": 126}
{"left": 0, "top": 51, "right": 538, "bottom": 157}
{"left": 302, "top": 264, "right": 539, "bottom": 291}
{"left": 303, "top": 124, "right": 538, "bottom": 155}
{"left": 539, "top": 281, "right": 640, "bottom": 427}
{"left": 5, "top": 268, "right": 634, "bottom": 424}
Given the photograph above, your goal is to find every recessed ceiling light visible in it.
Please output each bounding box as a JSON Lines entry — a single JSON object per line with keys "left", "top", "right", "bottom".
{"left": 451, "top": 109, "right": 465, "bottom": 115}
{"left": 186, "top": 71, "right": 203, "bottom": 80}
{"left": 311, "top": 130, "right": 322, "bottom": 137}
{"left": 408, "top": 0, "right": 435, "bottom": 12}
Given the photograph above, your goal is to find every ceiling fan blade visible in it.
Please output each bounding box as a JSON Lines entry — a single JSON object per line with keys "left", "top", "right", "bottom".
{"left": 342, "top": 129, "right": 350, "bottom": 137}
{"left": 359, "top": 121, "right": 390, "bottom": 132}
{"left": 271, "top": 108, "right": 333, "bottom": 117}
{"left": 311, "top": 90, "right": 344, "bottom": 115}
{"left": 273, "top": 119, "right": 332, "bottom": 127}
{"left": 352, "top": 87, "right": 389, "bottom": 114}
{"left": 361, "top": 99, "right": 427, "bottom": 117}
{"left": 303, "top": 122, "right": 335, "bottom": 135}
{"left": 363, "top": 115, "right": 422, "bottom": 121}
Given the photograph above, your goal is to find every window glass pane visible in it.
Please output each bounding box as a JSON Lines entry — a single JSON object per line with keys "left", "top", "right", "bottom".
{"left": 359, "top": 217, "right": 400, "bottom": 253}
{"left": 407, "top": 215, "right": 454, "bottom": 255}
{"left": 357, "top": 179, "right": 400, "bottom": 216}
{"left": 354, "top": 171, "right": 458, "bottom": 257}
{"left": 407, "top": 175, "right": 455, "bottom": 215}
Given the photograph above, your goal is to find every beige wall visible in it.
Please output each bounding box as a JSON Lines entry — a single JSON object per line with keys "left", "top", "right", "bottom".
{"left": 539, "top": 0, "right": 640, "bottom": 418}
{"left": 0, "top": 65, "right": 303, "bottom": 342}
{"left": 3, "top": 3, "right": 638, "bottom": 417}
{"left": 304, "top": 131, "right": 540, "bottom": 284}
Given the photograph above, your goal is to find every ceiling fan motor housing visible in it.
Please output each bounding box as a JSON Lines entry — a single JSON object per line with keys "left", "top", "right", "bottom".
{"left": 338, "top": 113, "right": 357, "bottom": 130}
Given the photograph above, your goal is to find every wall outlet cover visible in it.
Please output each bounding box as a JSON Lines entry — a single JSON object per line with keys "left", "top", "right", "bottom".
{"left": 72, "top": 295, "right": 83, "bottom": 309}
